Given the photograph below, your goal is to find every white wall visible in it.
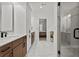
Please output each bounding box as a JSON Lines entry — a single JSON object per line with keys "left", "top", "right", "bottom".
{"left": 13, "top": 3, "right": 26, "bottom": 35}
{"left": 0, "top": 4, "right": 2, "bottom": 32}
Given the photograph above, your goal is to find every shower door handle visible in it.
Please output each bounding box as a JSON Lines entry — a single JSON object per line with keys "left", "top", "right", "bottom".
{"left": 74, "top": 28, "right": 79, "bottom": 39}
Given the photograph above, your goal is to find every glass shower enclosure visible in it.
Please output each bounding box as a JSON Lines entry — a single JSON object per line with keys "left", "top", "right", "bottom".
{"left": 60, "top": 2, "right": 79, "bottom": 57}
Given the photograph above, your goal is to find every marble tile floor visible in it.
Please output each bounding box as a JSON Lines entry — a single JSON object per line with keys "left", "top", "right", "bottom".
{"left": 26, "top": 38, "right": 79, "bottom": 57}
{"left": 26, "top": 39, "right": 57, "bottom": 57}
{"left": 60, "top": 45, "right": 79, "bottom": 57}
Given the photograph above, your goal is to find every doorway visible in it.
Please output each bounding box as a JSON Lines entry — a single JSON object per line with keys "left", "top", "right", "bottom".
{"left": 39, "top": 18, "right": 47, "bottom": 41}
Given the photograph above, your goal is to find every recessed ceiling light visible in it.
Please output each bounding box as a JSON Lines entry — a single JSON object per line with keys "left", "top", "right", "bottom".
{"left": 40, "top": 6, "right": 42, "bottom": 8}
{"left": 40, "top": 3, "right": 46, "bottom": 8}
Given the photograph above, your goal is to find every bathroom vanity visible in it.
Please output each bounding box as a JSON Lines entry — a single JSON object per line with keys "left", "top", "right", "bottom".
{"left": 0, "top": 35, "right": 27, "bottom": 57}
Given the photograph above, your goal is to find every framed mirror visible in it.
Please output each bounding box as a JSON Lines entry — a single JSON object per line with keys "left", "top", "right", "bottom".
{"left": 0, "top": 2, "right": 14, "bottom": 32}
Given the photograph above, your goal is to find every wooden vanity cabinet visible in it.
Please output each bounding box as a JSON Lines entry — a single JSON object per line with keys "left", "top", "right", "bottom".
{"left": 3, "top": 50, "right": 13, "bottom": 57}
{"left": 12, "top": 37, "right": 23, "bottom": 57}
{"left": 0, "top": 42, "right": 13, "bottom": 57}
{"left": 13, "top": 43, "right": 23, "bottom": 57}
{"left": 0, "top": 35, "right": 27, "bottom": 57}
{"left": 22, "top": 36, "right": 27, "bottom": 56}
{"left": 13, "top": 36, "right": 27, "bottom": 57}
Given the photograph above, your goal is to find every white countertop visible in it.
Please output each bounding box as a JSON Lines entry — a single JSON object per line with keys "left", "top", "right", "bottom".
{"left": 0, "top": 34, "right": 26, "bottom": 47}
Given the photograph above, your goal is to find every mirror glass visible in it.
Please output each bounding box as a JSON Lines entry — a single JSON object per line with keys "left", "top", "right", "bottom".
{"left": 0, "top": 2, "right": 14, "bottom": 32}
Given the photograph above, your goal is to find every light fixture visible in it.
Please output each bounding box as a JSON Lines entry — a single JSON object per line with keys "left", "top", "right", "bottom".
{"left": 40, "top": 6, "right": 42, "bottom": 8}
{"left": 40, "top": 2, "right": 46, "bottom": 8}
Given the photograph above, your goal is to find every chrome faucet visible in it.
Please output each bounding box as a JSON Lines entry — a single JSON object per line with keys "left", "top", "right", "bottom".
{"left": 1, "top": 32, "right": 7, "bottom": 38}
{"left": 5, "top": 32, "right": 7, "bottom": 37}
{"left": 1, "top": 32, "right": 4, "bottom": 38}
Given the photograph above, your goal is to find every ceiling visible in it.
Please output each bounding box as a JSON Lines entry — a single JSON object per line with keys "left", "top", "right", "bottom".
{"left": 29, "top": 2, "right": 56, "bottom": 11}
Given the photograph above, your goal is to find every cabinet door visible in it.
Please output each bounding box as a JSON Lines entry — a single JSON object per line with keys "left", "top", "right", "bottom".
{"left": 0, "top": 42, "right": 12, "bottom": 57}
{"left": 22, "top": 42, "right": 26, "bottom": 56}
{"left": 13, "top": 43, "right": 23, "bottom": 57}
{"left": 3, "top": 50, "right": 13, "bottom": 57}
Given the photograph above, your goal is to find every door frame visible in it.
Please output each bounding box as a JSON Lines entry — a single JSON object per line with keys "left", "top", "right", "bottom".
{"left": 39, "top": 18, "right": 47, "bottom": 40}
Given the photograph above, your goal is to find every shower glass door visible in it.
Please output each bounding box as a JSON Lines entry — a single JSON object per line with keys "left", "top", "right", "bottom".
{"left": 60, "top": 2, "right": 79, "bottom": 57}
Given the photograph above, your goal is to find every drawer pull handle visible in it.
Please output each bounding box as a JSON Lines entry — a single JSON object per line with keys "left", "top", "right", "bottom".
{"left": 1, "top": 47, "right": 10, "bottom": 52}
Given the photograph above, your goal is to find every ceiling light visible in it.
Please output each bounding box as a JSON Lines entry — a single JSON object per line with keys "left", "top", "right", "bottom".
{"left": 40, "top": 6, "right": 42, "bottom": 8}
{"left": 40, "top": 3, "right": 46, "bottom": 8}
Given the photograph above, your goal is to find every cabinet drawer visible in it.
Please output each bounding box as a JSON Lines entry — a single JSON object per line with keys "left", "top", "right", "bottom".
{"left": 3, "top": 50, "right": 13, "bottom": 57}
{"left": 13, "top": 43, "right": 23, "bottom": 57}
{"left": 0, "top": 43, "right": 12, "bottom": 57}
{"left": 12, "top": 38, "right": 23, "bottom": 48}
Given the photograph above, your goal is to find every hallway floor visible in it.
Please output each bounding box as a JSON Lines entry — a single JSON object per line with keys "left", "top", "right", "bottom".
{"left": 27, "top": 39, "right": 57, "bottom": 57}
